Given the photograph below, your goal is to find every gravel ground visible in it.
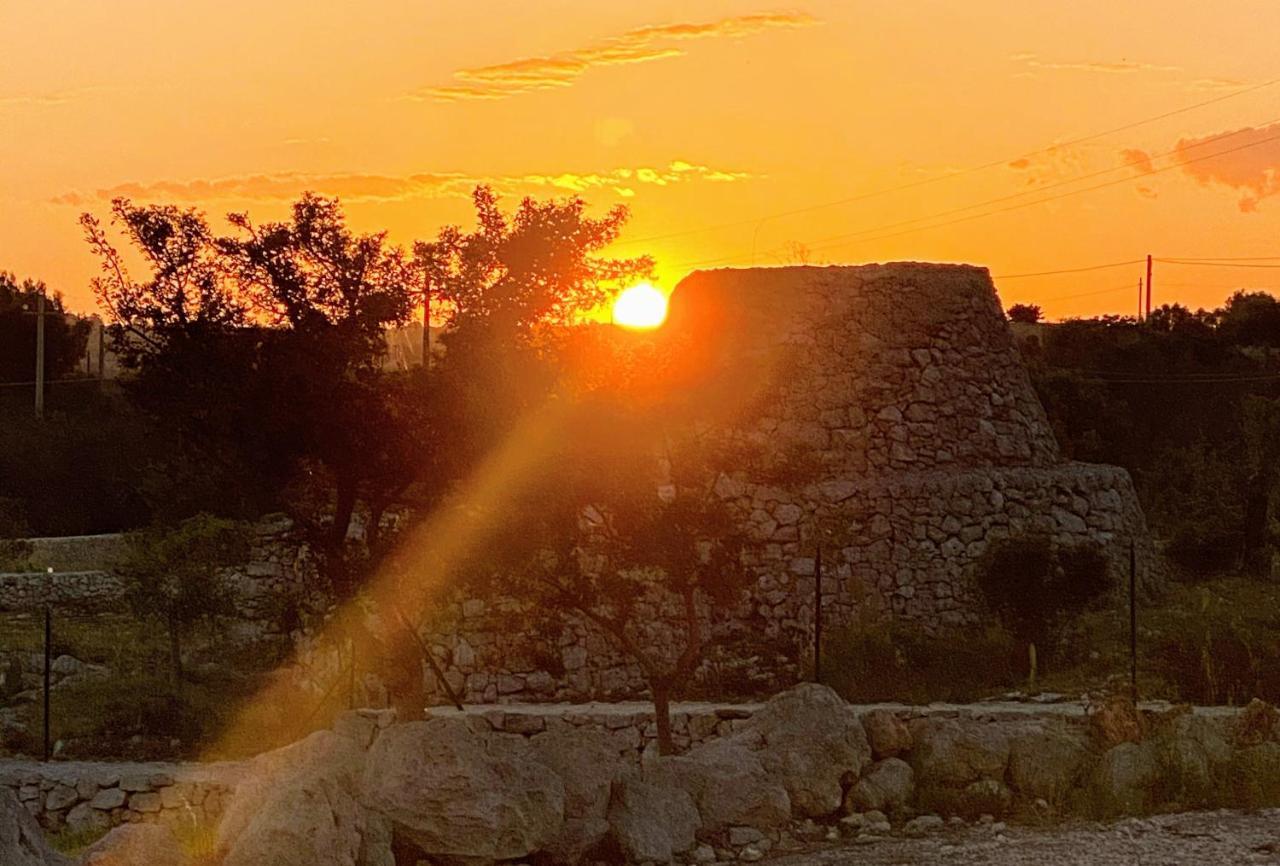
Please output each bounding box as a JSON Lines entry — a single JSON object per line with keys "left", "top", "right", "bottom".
{"left": 770, "top": 811, "right": 1280, "bottom": 865}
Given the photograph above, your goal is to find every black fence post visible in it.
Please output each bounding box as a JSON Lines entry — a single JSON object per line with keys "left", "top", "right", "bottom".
{"left": 1129, "top": 540, "right": 1138, "bottom": 704}
{"left": 813, "top": 544, "right": 823, "bottom": 684}
{"left": 42, "top": 603, "right": 51, "bottom": 762}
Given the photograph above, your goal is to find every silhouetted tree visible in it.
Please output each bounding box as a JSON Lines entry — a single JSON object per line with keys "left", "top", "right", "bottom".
{"left": 0, "top": 272, "right": 91, "bottom": 384}
{"left": 464, "top": 399, "right": 752, "bottom": 754}
{"left": 1007, "top": 303, "right": 1042, "bottom": 324}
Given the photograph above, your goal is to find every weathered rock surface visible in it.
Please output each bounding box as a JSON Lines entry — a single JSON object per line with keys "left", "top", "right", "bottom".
{"left": 1007, "top": 722, "right": 1092, "bottom": 804}
{"left": 737, "top": 684, "right": 871, "bottom": 816}
{"left": 1151, "top": 712, "right": 1233, "bottom": 807}
{"left": 79, "top": 823, "right": 185, "bottom": 866}
{"left": 910, "top": 717, "right": 1010, "bottom": 814}
{"left": 646, "top": 738, "right": 791, "bottom": 831}
{"left": 847, "top": 758, "right": 914, "bottom": 814}
{"left": 910, "top": 717, "right": 1011, "bottom": 787}
{"left": 360, "top": 718, "right": 564, "bottom": 862}
{"left": 217, "top": 730, "right": 388, "bottom": 866}
{"left": 606, "top": 777, "right": 700, "bottom": 863}
{"left": 528, "top": 727, "right": 623, "bottom": 863}
{"left": 861, "top": 709, "right": 912, "bottom": 759}
{"left": 1229, "top": 741, "right": 1280, "bottom": 805}
{"left": 0, "top": 789, "right": 66, "bottom": 866}
{"left": 1090, "top": 741, "right": 1160, "bottom": 816}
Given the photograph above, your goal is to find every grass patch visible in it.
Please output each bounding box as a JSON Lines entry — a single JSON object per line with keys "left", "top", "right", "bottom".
{"left": 48, "top": 824, "right": 109, "bottom": 855}
{"left": 0, "top": 612, "right": 165, "bottom": 670}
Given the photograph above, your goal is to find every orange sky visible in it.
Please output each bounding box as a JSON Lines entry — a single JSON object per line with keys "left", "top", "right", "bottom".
{"left": 4, "top": 0, "right": 1280, "bottom": 319}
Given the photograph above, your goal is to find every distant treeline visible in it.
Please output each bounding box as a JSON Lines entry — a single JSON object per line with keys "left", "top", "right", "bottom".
{"left": 1022, "top": 292, "right": 1280, "bottom": 576}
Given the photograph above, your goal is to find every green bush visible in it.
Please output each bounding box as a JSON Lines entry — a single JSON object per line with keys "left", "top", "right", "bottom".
{"left": 975, "top": 535, "right": 1113, "bottom": 682}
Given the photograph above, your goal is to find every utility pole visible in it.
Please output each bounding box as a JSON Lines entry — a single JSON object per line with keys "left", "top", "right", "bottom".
{"left": 97, "top": 320, "right": 106, "bottom": 384}
{"left": 421, "top": 275, "right": 432, "bottom": 370}
{"left": 1137, "top": 280, "right": 1144, "bottom": 322}
{"left": 1144, "top": 254, "right": 1153, "bottom": 321}
{"left": 34, "top": 288, "right": 46, "bottom": 420}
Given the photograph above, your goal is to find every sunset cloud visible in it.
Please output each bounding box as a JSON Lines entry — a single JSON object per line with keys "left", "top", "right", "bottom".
{"left": 413, "top": 11, "right": 818, "bottom": 102}
{"left": 1174, "top": 122, "right": 1280, "bottom": 211}
{"left": 1006, "top": 144, "right": 1089, "bottom": 186}
{"left": 0, "top": 86, "right": 114, "bottom": 108}
{"left": 52, "top": 161, "right": 754, "bottom": 207}
{"left": 1120, "top": 148, "right": 1155, "bottom": 174}
{"left": 1011, "top": 53, "right": 1178, "bottom": 76}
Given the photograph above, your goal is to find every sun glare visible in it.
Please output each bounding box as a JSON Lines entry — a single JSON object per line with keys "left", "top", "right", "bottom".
{"left": 612, "top": 281, "right": 668, "bottom": 329}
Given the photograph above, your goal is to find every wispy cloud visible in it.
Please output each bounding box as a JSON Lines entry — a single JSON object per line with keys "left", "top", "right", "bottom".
{"left": 412, "top": 11, "right": 818, "bottom": 102}
{"left": 1011, "top": 52, "right": 1179, "bottom": 76}
{"left": 1006, "top": 144, "right": 1090, "bottom": 186}
{"left": 1174, "top": 122, "right": 1280, "bottom": 212}
{"left": 1120, "top": 148, "right": 1156, "bottom": 174}
{"left": 52, "top": 161, "right": 754, "bottom": 207}
{"left": 0, "top": 86, "right": 117, "bottom": 109}
{"left": 1189, "top": 77, "right": 1248, "bottom": 92}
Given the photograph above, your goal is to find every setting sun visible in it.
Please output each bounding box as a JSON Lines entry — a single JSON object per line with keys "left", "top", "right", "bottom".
{"left": 612, "top": 282, "right": 668, "bottom": 329}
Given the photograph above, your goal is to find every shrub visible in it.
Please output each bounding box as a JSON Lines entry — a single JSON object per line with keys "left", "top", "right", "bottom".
{"left": 975, "top": 535, "right": 1113, "bottom": 684}
{"left": 1007, "top": 303, "right": 1043, "bottom": 324}
{"left": 1150, "top": 597, "right": 1280, "bottom": 705}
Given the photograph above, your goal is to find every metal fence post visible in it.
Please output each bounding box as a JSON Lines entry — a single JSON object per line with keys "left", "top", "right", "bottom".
{"left": 813, "top": 544, "right": 823, "bottom": 684}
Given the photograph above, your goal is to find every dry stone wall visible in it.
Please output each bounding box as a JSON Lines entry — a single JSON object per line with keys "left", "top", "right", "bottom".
{"left": 0, "top": 760, "right": 241, "bottom": 836}
{"left": 419, "top": 264, "right": 1160, "bottom": 705}
{"left": 0, "top": 516, "right": 311, "bottom": 620}
{"left": 8, "top": 695, "right": 1279, "bottom": 850}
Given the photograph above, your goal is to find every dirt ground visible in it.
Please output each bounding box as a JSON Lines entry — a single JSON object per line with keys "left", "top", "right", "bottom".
{"left": 771, "top": 810, "right": 1280, "bottom": 865}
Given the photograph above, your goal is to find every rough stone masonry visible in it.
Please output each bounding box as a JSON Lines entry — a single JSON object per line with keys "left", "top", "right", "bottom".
{"left": 421, "top": 263, "right": 1158, "bottom": 704}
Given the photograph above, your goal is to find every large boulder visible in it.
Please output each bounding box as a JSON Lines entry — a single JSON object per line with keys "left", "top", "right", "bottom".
{"left": 216, "top": 730, "right": 391, "bottom": 866}
{"left": 1007, "top": 722, "right": 1092, "bottom": 805}
{"left": 909, "top": 717, "right": 1010, "bottom": 814}
{"left": 846, "top": 758, "right": 914, "bottom": 814}
{"left": 606, "top": 777, "right": 700, "bottom": 863}
{"left": 0, "top": 789, "right": 67, "bottom": 866}
{"left": 1229, "top": 741, "right": 1280, "bottom": 806}
{"left": 79, "top": 824, "right": 185, "bottom": 866}
{"left": 861, "top": 709, "right": 912, "bottom": 759}
{"left": 1089, "top": 741, "right": 1160, "bottom": 816}
{"left": 1151, "top": 712, "right": 1233, "bottom": 808}
{"left": 645, "top": 738, "right": 791, "bottom": 831}
{"left": 361, "top": 718, "right": 564, "bottom": 862}
{"left": 528, "top": 727, "right": 625, "bottom": 863}
{"left": 734, "top": 683, "right": 871, "bottom": 816}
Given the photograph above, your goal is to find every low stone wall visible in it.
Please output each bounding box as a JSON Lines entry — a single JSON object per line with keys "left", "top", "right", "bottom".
{"left": 0, "top": 571, "right": 123, "bottom": 611}
{"left": 424, "top": 701, "right": 763, "bottom": 761}
{"left": 13, "top": 691, "right": 1280, "bottom": 865}
{"left": 0, "top": 516, "right": 313, "bottom": 619}
{"left": 25, "top": 535, "right": 127, "bottom": 573}
{"left": 0, "top": 760, "right": 243, "bottom": 835}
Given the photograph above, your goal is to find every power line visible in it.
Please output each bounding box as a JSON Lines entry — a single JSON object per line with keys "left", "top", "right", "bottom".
{"left": 775, "top": 126, "right": 1280, "bottom": 260}
{"left": 619, "top": 73, "right": 1280, "bottom": 248}
{"left": 1157, "top": 259, "right": 1280, "bottom": 269}
{"left": 1032, "top": 282, "right": 1136, "bottom": 303}
{"left": 667, "top": 120, "right": 1280, "bottom": 272}
{"left": 994, "top": 260, "right": 1145, "bottom": 280}
{"left": 763, "top": 119, "right": 1280, "bottom": 257}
